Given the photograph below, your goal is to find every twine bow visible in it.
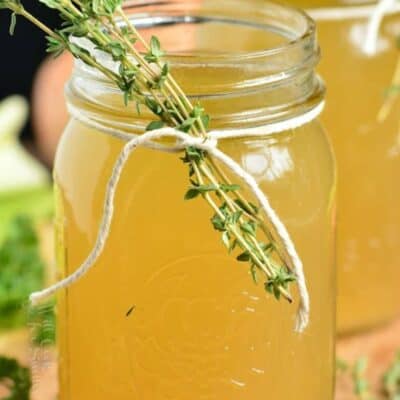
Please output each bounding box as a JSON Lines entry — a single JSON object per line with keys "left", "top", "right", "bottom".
{"left": 30, "top": 101, "right": 325, "bottom": 333}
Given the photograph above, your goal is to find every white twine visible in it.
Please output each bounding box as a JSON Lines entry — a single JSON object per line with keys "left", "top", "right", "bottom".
{"left": 363, "top": 0, "right": 397, "bottom": 55}
{"left": 30, "top": 102, "right": 325, "bottom": 333}
{"left": 308, "top": 0, "right": 399, "bottom": 56}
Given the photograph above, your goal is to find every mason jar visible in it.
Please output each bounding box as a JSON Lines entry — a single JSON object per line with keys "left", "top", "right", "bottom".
{"left": 302, "top": 0, "right": 400, "bottom": 334}
{"left": 54, "top": 1, "right": 336, "bottom": 398}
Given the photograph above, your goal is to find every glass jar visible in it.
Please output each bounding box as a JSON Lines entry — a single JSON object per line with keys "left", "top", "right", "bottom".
{"left": 55, "top": 1, "right": 336, "bottom": 398}
{"left": 300, "top": 0, "right": 400, "bottom": 334}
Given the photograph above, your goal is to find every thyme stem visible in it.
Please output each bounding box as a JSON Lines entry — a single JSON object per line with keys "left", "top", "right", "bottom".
{"left": 0, "top": 0, "right": 299, "bottom": 304}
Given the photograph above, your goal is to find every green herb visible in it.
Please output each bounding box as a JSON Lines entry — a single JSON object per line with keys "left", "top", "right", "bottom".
{"left": 0, "top": 187, "right": 53, "bottom": 244}
{"left": 0, "top": 0, "right": 297, "bottom": 303}
{"left": 0, "top": 216, "right": 45, "bottom": 330}
{"left": 353, "top": 357, "right": 375, "bottom": 400}
{"left": 0, "top": 356, "right": 31, "bottom": 400}
{"left": 383, "top": 352, "right": 400, "bottom": 400}
{"left": 337, "top": 354, "right": 400, "bottom": 400}
{"left": 28, "top": 301, "right": 56, "bottom": 346}
{"left": 265, "top": 267, "right": 296, "bottom": 301}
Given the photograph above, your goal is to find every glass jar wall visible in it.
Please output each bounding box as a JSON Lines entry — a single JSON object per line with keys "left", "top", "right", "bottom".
{"left": 55, "top": 1, "right": 336, "bottom": 398}
{"left": 302, "top": 0, "right": 400, "bottom": 334}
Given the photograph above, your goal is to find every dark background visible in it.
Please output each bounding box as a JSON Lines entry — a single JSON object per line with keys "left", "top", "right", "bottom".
{"left": 0, "top": 3, "right": 59, "bottom": 139}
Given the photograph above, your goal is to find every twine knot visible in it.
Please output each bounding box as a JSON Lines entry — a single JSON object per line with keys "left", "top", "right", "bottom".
{"left": 179, "top": 134, "right": 218, "bottom": 151}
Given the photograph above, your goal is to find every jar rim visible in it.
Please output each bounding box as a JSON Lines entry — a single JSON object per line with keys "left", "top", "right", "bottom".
{"left": 122, "top": 0, "right": 316, "bottom": 63}
{"left": 68, "top": 0, "right": 323, "bottom": 131}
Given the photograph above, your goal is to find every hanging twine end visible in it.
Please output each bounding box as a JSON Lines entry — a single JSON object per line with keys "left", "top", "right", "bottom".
{"left": 294, "top": 302, "right": 310, "bottom": 333}
{"left": 29, "top": 291, "right": 45, "bottom": 307}
{"left": 362, "top": 41, "right": 377, "bottom": 57}
{"left": 362, "top": 0, "right": 396, "bottom": 57}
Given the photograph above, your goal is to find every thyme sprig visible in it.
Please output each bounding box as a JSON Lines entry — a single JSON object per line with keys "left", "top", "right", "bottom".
{"left": 0, "top": 0, "right": 297, "bottom": 303}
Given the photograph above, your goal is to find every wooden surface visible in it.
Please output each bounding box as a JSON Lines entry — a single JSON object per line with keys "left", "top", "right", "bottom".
{"left": 1, "top": 318, "right": 400, "bottom": 399}
{"left": 336, "top": 317, "right": 400, "bottom": 399}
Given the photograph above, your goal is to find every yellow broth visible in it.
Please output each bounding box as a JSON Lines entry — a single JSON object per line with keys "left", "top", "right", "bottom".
{"left": 55, "top": 10, "right": 336, "bottom": 399}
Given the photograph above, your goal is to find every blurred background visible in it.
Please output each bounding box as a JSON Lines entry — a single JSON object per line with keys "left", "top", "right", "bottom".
{"left": 0, "top": 2, "right": 72, "bottom": 166}
{"left": 0, "top": 4, "right": 67, "bottom": 399}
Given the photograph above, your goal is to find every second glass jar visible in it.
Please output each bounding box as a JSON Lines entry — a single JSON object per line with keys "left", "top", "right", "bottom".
{"left": 308, "top": 0, "right": 400, "bottom": 334}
